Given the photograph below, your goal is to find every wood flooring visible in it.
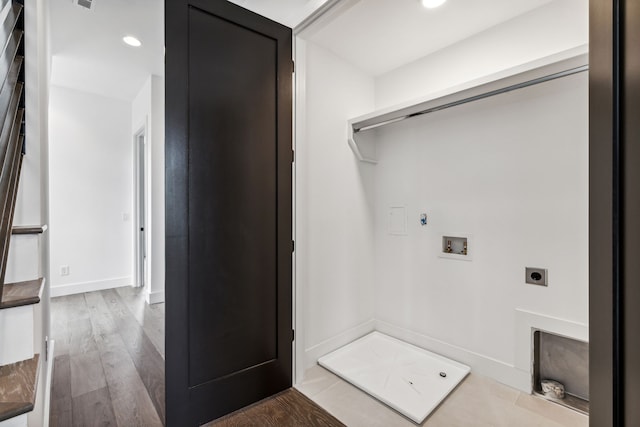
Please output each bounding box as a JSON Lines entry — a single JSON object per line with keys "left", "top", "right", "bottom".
{"left": 50, "top": 287, "right": 165, "bottom": 427}
{"left": 204, "top": 389, "right": 345, "bottom": 427}
{"left": 50, "top": 287, "right": 344, "bottom": 427}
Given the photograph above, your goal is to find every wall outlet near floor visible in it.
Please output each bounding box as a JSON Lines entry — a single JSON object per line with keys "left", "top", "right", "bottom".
{"left": 60, "top": 265, "right": 70, "bottom": 276}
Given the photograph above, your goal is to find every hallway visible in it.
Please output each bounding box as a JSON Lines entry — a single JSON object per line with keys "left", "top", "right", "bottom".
{"left": 49, "top": 287, "right": 165, "bottom": 426}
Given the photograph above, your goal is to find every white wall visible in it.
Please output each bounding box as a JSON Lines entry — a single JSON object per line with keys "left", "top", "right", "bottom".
{"left": 371, "top": 71, "right": 588, "bottom": 388}
{"left": 131, "top": 75, "right": 165, "bottom": 304}
{"left": 296, "top": 40, "right": 377, "bottom": 375}
{"left": 297, "top": 0, "right": 589, "bottom": 391}
{"left": 8, "top": 0, "right": 50, "bottom": 282}
{"left": 368, "top": 0, "right": 589, "bottom": 389}
{"left": 375, "top": 0, "right": 588, "bottom": 109}
{"left": 49, "top": 86, "right": 133, "bottom": 296}
{"left": 9, "top": 0, "right": 50, "bottom": 283}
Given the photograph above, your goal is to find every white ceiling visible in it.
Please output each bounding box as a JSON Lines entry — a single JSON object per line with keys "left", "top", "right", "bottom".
{"left": 49, "top": 0, "right": 557, "bottom": 101}
{"left": 50, "top": 0, "right": 164, "bottom": 102}
{"left": 227, "top": 0, "right": 329, "bottom": 28}
{"left": 50, "top": 0, "right": 327, "bottom": 101}
{"left": 304, "top": 0, "right": 555, "bottom": 76}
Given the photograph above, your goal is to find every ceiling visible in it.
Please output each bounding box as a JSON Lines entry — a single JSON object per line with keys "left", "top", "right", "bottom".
{"left": 50, "top": 0, "right": 164, "bottom": 101}
{"left": 49, "top": 0, "right": 326, "bottom": 102}
{"left": 227, "top": 0, "right": 329, "bottom": 28}
{"left": 304, "top": 0, "right": 555, "bottom": 76}
{"left": 49, "top": 0, "right": 557, "bottom": 101}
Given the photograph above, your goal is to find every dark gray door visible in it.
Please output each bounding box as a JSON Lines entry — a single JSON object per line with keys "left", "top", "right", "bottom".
{"left": 165, "top": 1, "right": 293, "bottom": 425}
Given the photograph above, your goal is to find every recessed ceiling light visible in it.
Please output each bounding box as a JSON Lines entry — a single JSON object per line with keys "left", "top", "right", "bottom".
{"left": 422, "top": 0, "right": 447, "bottom": 8}
{"left": 123, "top": 36, "right": 142, "bottom": 47}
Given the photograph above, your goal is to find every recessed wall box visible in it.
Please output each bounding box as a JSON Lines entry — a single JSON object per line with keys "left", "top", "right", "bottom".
{"left": 439, "top": 234, "right": 472, "bottom": 261}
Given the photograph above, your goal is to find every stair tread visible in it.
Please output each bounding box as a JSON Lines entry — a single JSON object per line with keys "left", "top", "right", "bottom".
{"left": 11, "top": 225, "right": 47, "bottom": 235}
{"left": 0, "top": 353, "right": 39, "bottom": 422}
{"left": 0, "top": 278, "right": 44, "bottom": 309}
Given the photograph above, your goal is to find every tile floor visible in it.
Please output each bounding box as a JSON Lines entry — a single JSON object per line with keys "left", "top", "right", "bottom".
{"left": 296, "top": 365, "right": 588, "bottom": 427}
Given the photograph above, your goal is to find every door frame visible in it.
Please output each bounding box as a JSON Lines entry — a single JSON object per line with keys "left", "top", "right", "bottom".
{"left": 290, "top": 0, "right": 363, "bottom": 387}
{"left": 133, "top": 123, "right": 148, "bottom": 289}
{"left": 589, "top": 1, "right": 616, "bottom": 423}
{"left": 590, "top": 0, "right": 640, "bottom": 425}
{"left": 292, "top": 34, "right": 304, "bottom": 386}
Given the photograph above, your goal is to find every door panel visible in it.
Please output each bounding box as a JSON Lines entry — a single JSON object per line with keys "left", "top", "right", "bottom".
{"left": 165, "top": 1, "right": 292, "bottom": 425}
{"left": 187, "top": 6, "right": 278, "bottom": 386}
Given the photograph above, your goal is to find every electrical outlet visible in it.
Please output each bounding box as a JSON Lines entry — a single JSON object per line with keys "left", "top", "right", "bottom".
{"left": 60, "top": 265, "right": 70, "bottom": 276}
{"left": 526, "top": 267, "right": 547, "bottom": 286}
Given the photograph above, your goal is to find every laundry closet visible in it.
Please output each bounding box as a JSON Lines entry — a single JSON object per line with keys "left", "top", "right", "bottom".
{"left": 293, "top": 0, "right": 589, "bottom": 420}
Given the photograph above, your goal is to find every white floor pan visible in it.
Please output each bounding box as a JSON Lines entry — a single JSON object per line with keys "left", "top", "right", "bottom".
{"left": 318, "top": 332, "right": 470, "bottom": 424}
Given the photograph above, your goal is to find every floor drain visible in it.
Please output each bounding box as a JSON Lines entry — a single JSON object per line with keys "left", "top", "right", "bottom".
{"left": 439, "top": 372, "right": 447, "bottom": 378}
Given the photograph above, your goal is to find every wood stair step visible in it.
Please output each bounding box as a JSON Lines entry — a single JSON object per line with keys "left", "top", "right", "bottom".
{"left": 0, "top": 278, "right": 44, "bottom": 309}
{"left": 0, "top": 353, "right": 39, "bottom": 422}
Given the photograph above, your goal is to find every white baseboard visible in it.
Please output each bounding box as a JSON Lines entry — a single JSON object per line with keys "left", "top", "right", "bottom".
{"left": 145, "top": 290, "right": 165, "bottom": 305}
{"left": 374, "top": 320, "right": 530, "bottom": 393}
{"left": 299, "top": 315, "right": 586, "bottom": 395}
{"left": 50, "top": 277, "right": 132, "bottom": 297}
{"left": 303, "top": 319, "right": 376, "bottom": 371}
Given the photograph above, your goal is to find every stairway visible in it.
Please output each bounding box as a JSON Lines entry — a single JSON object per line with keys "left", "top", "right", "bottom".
{"left": 0, "top": 231, "right": 46, "bottom": 427}
{"left": 0, "top": 1, "right": 51, "bottom": 426}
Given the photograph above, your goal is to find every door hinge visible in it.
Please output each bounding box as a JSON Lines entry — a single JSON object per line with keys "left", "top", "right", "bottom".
{"left": 291, "top": 240, "right": 295, "bottom": 253}
{"left": 291, "top": 149, "right": 295, "bottom": 163}
{"left": 291, "top": 60, "right": 295, "bottom": 74}
{"left": 292, "top": 329, "right": 295, "bottom": 342}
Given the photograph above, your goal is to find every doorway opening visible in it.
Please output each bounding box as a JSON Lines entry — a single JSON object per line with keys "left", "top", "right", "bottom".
{"left": 48, "top": 0, "right": 167, "bottom": 423}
